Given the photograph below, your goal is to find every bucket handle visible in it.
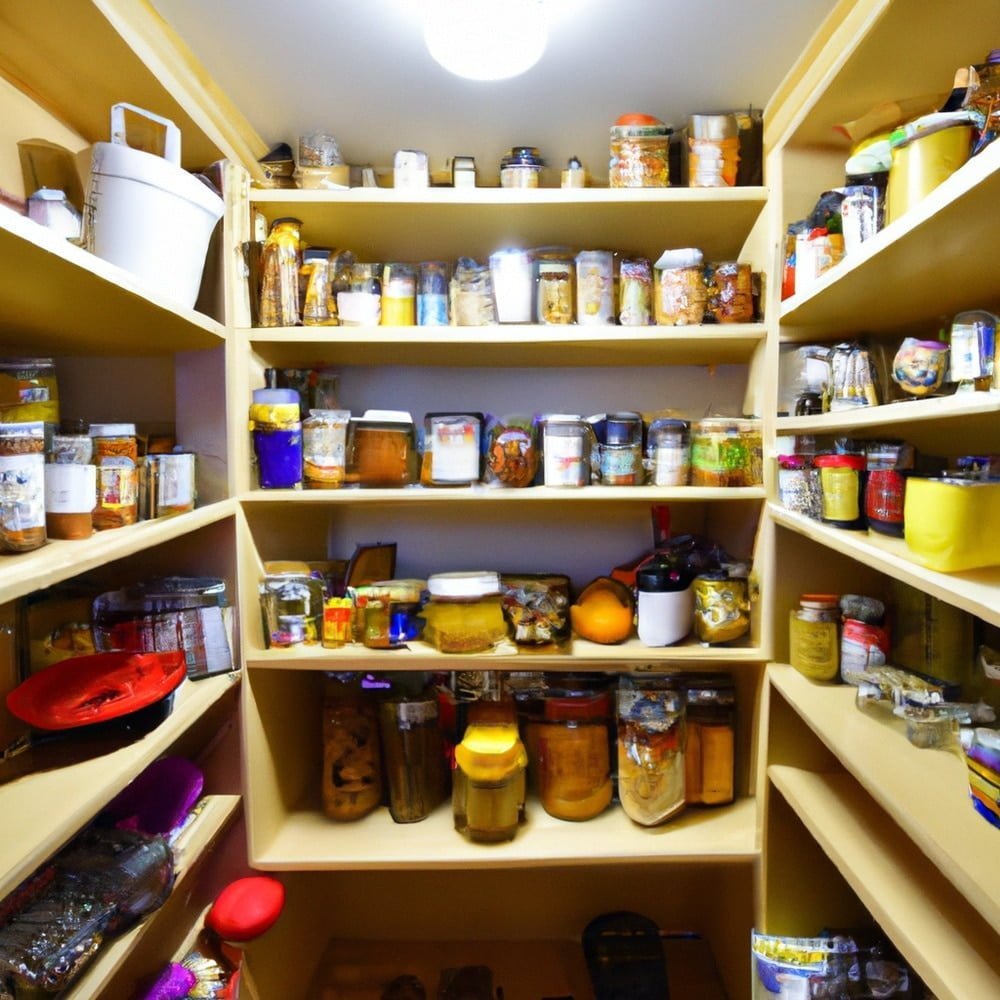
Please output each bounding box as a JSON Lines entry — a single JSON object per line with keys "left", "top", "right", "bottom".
{"left": 110, "top": 102, "right": 181, "bottom": 165}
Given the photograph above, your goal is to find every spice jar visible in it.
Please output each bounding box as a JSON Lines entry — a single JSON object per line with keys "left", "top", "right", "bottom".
{"left": 684, "top": 675, "right": 736, "bottom": 805}
{"left": 815, "top": 453, "right": 866, "bottom": 529}
{"left": 303, "top": 409, "right": 350, "bottom": 489}
{"left": 420, "top": 571, "right": 507, "bottom": 654}
{"left": 540, "top": 414, "right": 591, "bottom": 487}
{"left": 618, "top": 258, "right": 653, "bottom": 326}
{"left": 249, "top": 389, "right": 302, "bottom": 490}
{"left": 381, "top": 262, "right": 417, "bottom": 326}
{"left": 690, "top": 418, "right": 762, "bottom": 487}
{"left": 379, "top": 692, "right": 448, "bottom": 823}
{"left": 654, "top": 250, "right": 706, "bottom": 326}
{"left": 322, "top": 676, "right": 382, "bottom": 821}
{"left": 90, "top": 422, "right": 139, "bottom": 529}
{"left": 44, "top": 462, "right": 96, "bottom": 540}
{"left": 777, "top": 454, "right": 822, "bottom": 519}
{"left": 347, "top": 410, "right": 416, "bottom": 487}
{"left": 609, "top": 116, "right": 671, "bottom": 188}
{"left": 146, "top": 452, "right": 196, "bottom": 518}
{"left": 418, "top": 260, "right": 450, "bottom": 326}
{"left": 0, "top": 421, "right": 47, "bottom": 552}
{"left": 258, "top": 217, "right": 302, "bottom": 327}
{"left": 536, "top": 254, "right": 575, "bottom": 325}
{"left": 483, "top": 415, "right": 537, "bottom": 488}
{"left": 594, "top": 412, "right": 643, "bottom": 486}
{"left": 575, "top": 250, "right": 615, "bottom": 325}
{"left": 706, "top": 262, "right": 754, "bottom": 323}
{"left": 536, "top": 690, "right": 613, "bottom": 821}
{"left": 617, "top": 677, "right": 687, "bottom": 826}
{"left": 788, "top": 594, "right": 840, "bottom": 682}
{"left": 645, "top": 418, "right": 690, "bottom": 486}
{"left": 420, "top": 413, "right": 482, "bottom": 486}
{"left": 453, "top": 700, "right": 527, "bottom": 842}
{"left": 693, "top": 571, "right": 750, "bottom": 644}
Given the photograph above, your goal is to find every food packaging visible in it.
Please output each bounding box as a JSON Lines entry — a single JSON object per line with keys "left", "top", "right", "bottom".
{"left": 904, "top": 477, "right": 1000, "bottom": 571}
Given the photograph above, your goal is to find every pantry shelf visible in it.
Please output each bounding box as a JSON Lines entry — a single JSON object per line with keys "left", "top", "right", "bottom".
{"left": 769, "top": 503, "right": 1000, "bottom": 626}
{"left": 0, "top": 670, "right": 241, "bottom": 901}
{"left": 246, "top": 793, "right": 758, "bottom": 872}
{"left": 768, "top": 765, "right": 1000, "bottom": 999}
{"left": 0, "top": 206, "right": 227, "bottom": 353}
{"left": 0, "top": 500, "right": 237, "bottom": 606}
{"left": 768, "top": 664, "right": 1000, "bottom": 932}
{"left": 243, "top": 323, "right": 766, "bottom": 368}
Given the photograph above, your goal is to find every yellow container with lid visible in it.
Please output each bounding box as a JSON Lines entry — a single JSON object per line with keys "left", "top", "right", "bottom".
{"left": 886, "top": 122, "right": 973, "bottom": 224}
{"left": 420, "top": 571, "right": 507, "bottom": 653}
{"left": 904, "top": 477, "right": 1000, "bottom": 572}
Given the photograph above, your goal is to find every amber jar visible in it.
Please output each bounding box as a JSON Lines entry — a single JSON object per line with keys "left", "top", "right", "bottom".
{"left": 0, "top": 421, "right": 46, "bottom": 552}
{"left": 348, "top": 411, "right": 416, "bottom": 487}
{"left": 90, "top": 423, "right": 139, "bottom": 529}
{"left": 378, "top": 693, "right": 448, "bottom": 823}
{"left": 537, "top": 690, "right": 613, "bottom": 821}
{"left": 684, "top": 676, "right": 735, "bottom": 805}
{"left": 321, "top": 678, "right": 382, "bottom": 821}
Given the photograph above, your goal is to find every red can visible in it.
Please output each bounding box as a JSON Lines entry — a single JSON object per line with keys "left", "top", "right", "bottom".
{"left": 865, "top": 468, "right": 906, "bottom": 536}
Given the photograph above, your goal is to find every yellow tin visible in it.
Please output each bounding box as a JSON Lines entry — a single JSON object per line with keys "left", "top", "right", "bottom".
{"left": 903, "top": 477, "right": 1000, "bottom": 572}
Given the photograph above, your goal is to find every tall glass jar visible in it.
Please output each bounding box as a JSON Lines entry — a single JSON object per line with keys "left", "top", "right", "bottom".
{"left": 575, "top": 250, "right": 615, "bottom": 325}
{"left": 0, "top": 421, "right": 46, "bottom": 551}
{"left": 322, "top": 676, "right": 382, "bottom": 821}
{"left": 302, "top": 409, "right": 350, "bottom": 489}
{"left": 379, "top": 692, "right": 448, "bottom": 823}
{"left": 536, "top": 255, "right": 575, "bottom": 325}
{"left": 618, "top": 258, "right": 653, "bottom": 326}
{"left": 684, "top": 675, "right": 736, "bottom": 805}
{"left": 89, "top": 422, "right": 139, "bottom": 529}
{"left": 258, "top": 217, "right": 302, "bottom": 327}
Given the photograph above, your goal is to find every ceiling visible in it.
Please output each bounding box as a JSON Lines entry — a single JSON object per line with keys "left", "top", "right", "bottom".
{"left": 151, "top": 0, "right": 839, "bottom": 184}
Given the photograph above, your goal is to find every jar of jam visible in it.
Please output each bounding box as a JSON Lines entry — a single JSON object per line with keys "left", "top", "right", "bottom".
{"left": 815, "top": 453, "right": 866, "bottom": 529}
{"left": 0, "top": 421, "right": 46, "bottom": 551}
{"left": 90, "top": 422, "right": 139, "bottom": 529}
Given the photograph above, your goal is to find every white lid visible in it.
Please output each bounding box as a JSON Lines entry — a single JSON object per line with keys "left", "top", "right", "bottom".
{"left": 252, "top": 388, "right": 299, "bottom": 405}
{"left": 654, "top": 248, "right": 704, "bottom": 269}
{"left": 89, "top": 423, "right": 136, "bottom": 437}
{"left": 358, "top": 409, "right": 413, "bottom": 424}
{"left": 427, "top": 571, "right": 501, "bottom": 598}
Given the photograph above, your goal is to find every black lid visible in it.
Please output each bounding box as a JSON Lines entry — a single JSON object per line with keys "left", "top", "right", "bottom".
{"left": 636, "top": 566, "right": 690, "bottom": 592}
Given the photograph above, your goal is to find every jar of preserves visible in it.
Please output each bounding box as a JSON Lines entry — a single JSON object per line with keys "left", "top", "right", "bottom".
{"left": 706, "top": 261, "right": 754, "bottom": 323}
{"left": 322, "top": 676, "right": 382, "bottom": 821}
{"left": 381, "top": 262, "right": 417, "bottom": 326}
{"left": 536, "top": 255, "right": 574, "bottom": 325}
{"left": 690, "top": 418, "right": 762, "bottom": 487}
{"left": 0, "top": 421, "right": 46, "bottom": 552}
{"left": 789, "top": 594, "right": 840, "bottom": 682}
{"left": 483, "top": 415, "right": 537, "bottom": 488}
{"left": 420, "top": 412, "right": 482, "bottom": 486}
{"left": 453, "top": 700, "right": 527, "bottom": 842}
{"left": 379, "top": 692, "right": 448, "bottom": 823}
{"left": 618, "top": 258, "right": 652, "bottom": 326}
{"left": 617, "top": 677, "right": 686, "bottom": 826}
{"left": 258, "top": 217, "right": 302, "bottom": 327}
{"left": 653, "top": 250, "right": 706, "bottom": 326}
{"left": 575, "top": 250, "right": 615, "bottom": 325}
{"left": 347, "top": 410, "right": 416, "bottom": 487}
{"left": 421, "top": 571, "right": 507, "bottom": 654}
{"left": 540, "top": 414, "right": 591, "bottom": 487}
{"left": 815, "top": 453, "right": 866, "bottom": 529}
{"left": 645, "top": 418, "right": 690, "bottom": 486}
{"left": 249, "top": 389, "right": 302, "bottom": 490}
{"left": 609, "top": 117, "right": 671, "bottom": 188}
{"left": 303, "top": 409, "right": 350, "bottom": 489}
{"left": 684, "top": 675, "right": 735, "bottom": 805}
{"left": 89, "top": 422, "right": 139, "bottom": 529}
{"left": 536, "top": 690, "right": 613, "bottom": 821}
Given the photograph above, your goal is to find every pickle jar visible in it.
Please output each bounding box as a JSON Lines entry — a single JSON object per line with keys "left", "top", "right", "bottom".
{"left": 89, "top": 422, "right": 139, "bottom": 529}
{"left": 0, "top": 421, "right": 47, "bottom": 552}
{"left": 537, "top": 689, "right": 613, "bottom": 821}
{"left": 683, "top": 675, "right": 736, "bottom": 806}
{"left": 453, "top": 700, "right": 527, "bottom": 842}
{"left": 322, "top": 675, "right": 383, "bottom": 822}
{"left": 379, "top": 691, "right": 448, "bottom": 823}
{"left": 420, "top": 412, "right": 482, "bottom": 486}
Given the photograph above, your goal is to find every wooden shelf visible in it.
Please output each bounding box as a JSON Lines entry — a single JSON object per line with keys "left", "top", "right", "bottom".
{"left": 0, "top": 501, "right": 236, "bottom": 606}
{"left": 0, "top": 207, "right": 226, "bottom": 353}
{"left": 769, "top": 503, "right": 1000, "bottom": 626}
{"left": 247, "top": 186, "right": 769, "bottom": 263}
{"left": 0, "top": 670, "right": 241, "bottom": 900}
{"left": 248, "top": 793, "right": 757, "bottom": 872}
{"left": 243, "top": 323, "right": 766, "bottom": 368}
{"left": 768, "top": 765, "right": 1000, "bottom": 1000}
{"left": 768, "top": 664, "right": 1000, "bottom": 932}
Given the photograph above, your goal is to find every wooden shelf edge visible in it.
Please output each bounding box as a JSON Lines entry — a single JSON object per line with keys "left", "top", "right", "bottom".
{"left": 768, "top": 765, "right": 1000, "bottom": 998}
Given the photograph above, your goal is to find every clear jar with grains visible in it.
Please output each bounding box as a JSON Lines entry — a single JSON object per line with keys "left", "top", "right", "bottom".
{"left": 618, "top": 258, "right": 652, "bottom": 326}
{"left": 575, "top": 250, "right": 614, "bottom": 325}
{"left": 0, "top": 421, "right": 46, "bottom": 552}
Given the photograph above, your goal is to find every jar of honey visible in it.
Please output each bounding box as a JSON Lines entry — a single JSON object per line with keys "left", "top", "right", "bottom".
{"left": 347, "top": 410, "right": 416, "bottom": 487}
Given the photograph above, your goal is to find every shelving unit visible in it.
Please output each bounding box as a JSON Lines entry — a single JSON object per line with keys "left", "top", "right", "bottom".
{"left": 759, "top": 1, "right": 1000, "bottom": 995}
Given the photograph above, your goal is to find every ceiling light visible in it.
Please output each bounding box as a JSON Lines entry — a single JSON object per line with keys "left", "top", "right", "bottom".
{"left": 423, "top": 0, "right": 548, "bottom": 81}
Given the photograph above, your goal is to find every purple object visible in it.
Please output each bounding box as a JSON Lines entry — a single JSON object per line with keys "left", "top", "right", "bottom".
{"left": 135, "top": 962, "right": 198, "bottom": 1000}
{"left": 102, "top": 756, "right": 204, "bottom": 836}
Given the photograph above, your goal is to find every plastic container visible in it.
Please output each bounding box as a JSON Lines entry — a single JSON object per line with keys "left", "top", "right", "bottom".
{"left": 815, "top": 453, "right": 866, "bottom": 529}
{"left": 540, "top": 414, "right": 591, "bottom": 487}
{"left": 0, "top": 421, "right": 46, "bottom": 551}
{"left": 85, "top": 103, "right": 223, "bottom": 308}
{"left": 886, "top": 122, "right": 974, "bottom": 224}
{"left": 689, "top": 418, "right": 762, "bottom": 487}
{"left": 684, "top": 675, "right": 736, "bottom": 805}
{"left": 337, "top": 262, "right": 382, "bottom": 326}
{"left": 687, "top": 114, "right": 740, "bottom": 188}
{"left": 420, "top": 412, "right": 482, "bottom": 486}
{"left": 489, "top": 249, "right": 534, "bottom": 323}
{"left": 654, "top": 249, "right": 706, "bottom": 326}
{"left": 249, "top": 389, "right": 302, "bottom": 489}
{"left": 90, "top": 422, "right": 139, "bottom": 529}
{"left": 904, "top": 477, "right": 1000, "bottom": 572}
{"left": 418, "top": 261, "right": 450, "bottom": 326}
{"left": 575, "top": 250, "right": 615, "bottom": 325}
{"left": 536, "top": 254, "right": 575, "bottom": 325}
{"left": 618, "top": 258, "right": 652, "bottom": 326}
{"left": 636, "top": 566, "right": 694, "bottom": 646}
{"left": 302, "top": 409, "right": 350, "bottom": 489}
{"left": 44, "top": 462, "right": 96, "bottom": 539}
{"left": 322, "top": 677, "right": 382, "bottom": 821}
{"left": 609, "top": 117, "right": 671, "bottom": 188}
{"left": 421, "top": 571, "right": 507, "bottom": 653}
{"left": 594, "top": 411, "right": 643, "bottom": 486}
{"left": 347, "top": 410, "right": 416, "bottom": 487}
{"left": 706, "top": 261, "right": 753, "bottom": 323}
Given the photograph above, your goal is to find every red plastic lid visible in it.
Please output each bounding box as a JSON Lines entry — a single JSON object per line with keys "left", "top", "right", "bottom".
{"left": 814, "top": 453, "right": 865, "bottom": 470}
{"left": 5, "top": 650, "right": 186, "bottom": 730}
{"left": 207, "top": 876, "right": 285, "bottom": 942}
{"left": 544, "top": 691, "right": 610, "bottom": 721}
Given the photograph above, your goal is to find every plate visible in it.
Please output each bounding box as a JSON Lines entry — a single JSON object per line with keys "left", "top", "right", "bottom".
{"left": 6, "top": 650, "right": 186, "bottom": 731}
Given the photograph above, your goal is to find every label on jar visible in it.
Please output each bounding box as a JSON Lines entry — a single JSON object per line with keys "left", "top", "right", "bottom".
{"left": 0, "top": 451, "right": 45, "bottom": 530}
{"left": 543, "top": 431, "right": 586, "bottom": 486}
{"left": 430, "top": 420, "right": 479, "bottom": 482}
{"left": 155, "top": 454, "right": 194, "bottom": 509}
{"left": 97, "top": 460, "right": 138, "bottom": 509}
{"left": 45, "top": 463, "right": 97, "bottom": 513}
{"left": 819, "top": 466, "right": 860, "bottom": 522}
{"left": 600, "top": 444, "right": 639, "bottom": 483}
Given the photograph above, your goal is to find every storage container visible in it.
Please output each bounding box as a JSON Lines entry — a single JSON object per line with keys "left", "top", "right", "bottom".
{"left": 421, "top": 571, "right": 507, "bottom": 653}
{"left": 904, "top": 477, "right": 1000, "bottom": 572}
{"left": 886, "top": 122, "right": 973, "bottom": 224}
{"left": 347, "top": 410, "right": 416, "bottom": 487}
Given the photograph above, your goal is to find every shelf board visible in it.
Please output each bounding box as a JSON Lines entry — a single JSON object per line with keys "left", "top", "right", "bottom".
{"left": 64, "top": 793, "right": 241, "bottom": 1000}
{"left": 768, "top": 765, "right": 1000, "bottom": 1000}
{"left": 247, "top": 186, "right": 768, "bottom": 263}
{"left": 245, "top": 635, "right": 765, "bottom": 671}
{"left": 0, "top": 670, "right": 241, "bottom": 900}
{"left": 0, "top": 207, "right": 226, "bottom": 354}
{"left": 0, "top": 500, "right": 236, "bottom": 605}
{"left": 243, "top": 324, "right": 765, "bottom": 368}
{"left": 769, "top": 503, "right": 1000, "bottom": 627}
{"left": 249, "top": 794, "right": 757, "bottom": 871}
{"left": 768, "top": 664, "right": 1000, "bottom": 933}
{"left": 779, "top": 140, "right": 1000, "bottom": 333}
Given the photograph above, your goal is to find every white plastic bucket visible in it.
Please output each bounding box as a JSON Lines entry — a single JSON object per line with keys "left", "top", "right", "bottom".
{"left": 85, "top": 103, "right": 224, "bottom": 308}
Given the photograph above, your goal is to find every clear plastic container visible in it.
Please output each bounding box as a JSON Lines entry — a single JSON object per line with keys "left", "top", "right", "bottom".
{"left": 381, "top": 262, "right": 417, "bottom": 326}
{"left": 302, "top": 408, "right": 350, "bottom": 489}
{"left": 653, "top": 249, "right": 706, "bottom": 326}
{"left": 420, "top": 412, "right": 482, "bottom": 486}
{"left": 258, "top": 217, "right": 302, "bottom": 327}
{"left": 0, "top": 421, "right": 46, "bottom": 551}
{"left": 575, "top": 250, "right": 615, "bottom": 325}
{"left": 418, "top": 261, "right": 450, "bottom": 326}
{"left": 540, "top": 414, "right": 591, "bottom": 487}
{"left": 646, "top": 418, "right": 690, "bottom": 486}
{"left": 489, "top": 249, "right": 534, "bottom": 323}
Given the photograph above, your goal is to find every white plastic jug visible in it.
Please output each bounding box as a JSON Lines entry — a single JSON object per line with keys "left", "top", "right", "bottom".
{"left": 85, "top": 103, "right": 224, "bottom": 308}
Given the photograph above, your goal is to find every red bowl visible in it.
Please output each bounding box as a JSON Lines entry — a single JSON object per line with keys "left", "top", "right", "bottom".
{"left": 6, "top": 650, "right": 186, "bottom": 730}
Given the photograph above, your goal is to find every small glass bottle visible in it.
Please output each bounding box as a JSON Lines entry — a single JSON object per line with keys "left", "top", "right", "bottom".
{"left": 379, "top": 692, "right": 448, "bottom": 823}
{"left": 258, "top": 217, "right": 302, "bottom": 327}
{"left": 788, "top": 594, "right": 840, "bottom": 682}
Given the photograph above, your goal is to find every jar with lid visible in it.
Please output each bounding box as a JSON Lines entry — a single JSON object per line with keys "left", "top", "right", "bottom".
{"left": 420, "top": 571, "right": 507, "bottom": 653}
{"left": 249, "top": 388, "right": 302, "bottom": 489}
{"left": 540, "top": 414, "right": 591, "bottom": 487}
{"left": 420, "top": 412, "right": 482, "bottom": 486}
{"left": 44, "top": 462, "right": 95, "bottom": 540}
{"left": 645, "top": 418, "right": 689, "bottom": 486}
{"left": 322, "top": 675, "right": 382, "bottom": 821}
{"left": 593, "top": 411, "right": 643, "bottom": 486}
{"left": 618, "top": 258, "right": 652, "bottom": 326}
{"left": 616, "top": 676, "right": 686, "bottom": 826}
{"left": 536, "top": 689, "right": 613, "bottom": 821}
{"left": 609, "top": 116, "right": 671, "bottom": 188}
{"left": 0, "top": 421, "right": 46, "bottom": 552}
{"left": 51, "top": 417, "right": 92, "bottom": 465}
{"left": 450, "top": 258, "right": 497, "bottom": 326}
{"left": 346, "top": 410, "right": 416, "bottom": 487}
{"left": 693, "top": 571, "right": 750, "bottom": 645}
{"left": 381, "top": 262, "right": 417, "bottom": 326}
{"left": 336, "top": 263, "right": 383, "bottom": 326}
{"left": 684, "top": 675, "right": 735, "bottom": 805}
{"left": 379, "top": 690, "right": 448, "bottom": 823}
{"left": 706, "top": 261, "right": 753, "bottom": 323}
{"left": 535, "top": 253, "right": 575, "bottom": 325}
{"left": 258, "top": 217, "right": 302, "bottom": 327}
{"left": 575, "top": 250, "right": 615, "bottom": 325}
{"left": 865, "top": 468, "right": 906, "bottom": 536}
{"left": 499, "top": 146, "right": 543, "bottom": 188}
{"left": 777, "top": 454, "right": 822, "bottom": 519}
{"left": 653, "top": 249, "right": 706, "bottom": 326}
{"left": 89, "top": 422, "right": 139, "bottom": 528}
{"left": 146, "top": 452, "right": 196, "bottom": 517}
{"left": 690, "top": 418, "right": 762, "bottom": 487}
{"left": 636, "top": 565, "right": 694, "bottom": 647}
{"left": 303, "top": 409, "right": 350, "bottom": 489}
{"left": 259, "top": 572, "right": 324, "bottom": 647}
{"left": 0, "top": 358, "right": 59, "bottom": 425}
{"left": 815, "top": 453, "right": 866, "bottom": 529}
{"left": 418, "top": 261, "right": 450, "bottom": 326}
{"left": 453, "top": 700, "right": 527, "bottom": 842}
{"left": 483, "top": 414, "right": 537, "bottom": 488}
{"left": 788, "top": 594, "right": 840, "bottom": 682}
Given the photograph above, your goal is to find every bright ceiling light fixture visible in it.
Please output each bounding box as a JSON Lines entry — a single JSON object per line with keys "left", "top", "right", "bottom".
{"left": 423, "top": 0, "right": 549, "bottom": 81}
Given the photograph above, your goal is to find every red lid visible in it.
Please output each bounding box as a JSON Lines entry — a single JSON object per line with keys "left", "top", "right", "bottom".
{"left": 544, "top": 691, "right": 610, "bottom": 721}
{"left": 814, "top": 453, "right": 865, "bottom": 470}
{"left": 206, "top": 876, "right": 285, "bottom": 942}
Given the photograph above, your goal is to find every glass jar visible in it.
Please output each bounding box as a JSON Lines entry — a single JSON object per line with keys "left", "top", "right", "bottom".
{"left": 815, "top": 453, "right": 866, "bottom": 529}
{"left": 51, "top": 418, "right": 92, "bottom": 465}
{"left": 777, "top": 454, "right": 822, "bottom": 519}
{"left": 302, "top": 408, "right": 350, "bottom": 489}
{"left": 684, "top": 675, "right": 736, "bottom": 805}
{"left": 687, "top": 114, "right": 740, "bottom": 188}
{"left": 379, "top": 692, "right": 448, "bottom": 823}
{"left": 146, "top": 452, "right": 196, "bottom": 517}
{"left": 420, "top": 413, "right": 482, "bottom": 486}
{"left": 489, "top": 249, "right": 535, "bottom": 323}
{"left": 450, "top": 258, "right": 497, "bottom": 326}
{"left": 336, "top": 262, "right": 383, "bottom": 326}
{"left": 653, "top": 249, "right": 706, "bottom": 326}
{"left": 322, "top": 677, "right": 382, "bottom": 821}
{"left": 249, "top": 389, "right": 302, "bottom": 490}
{"left": 788, "top": 594, "right": 840, "bottom": 682}
{"left": 690, "top": 418, "right": 762, "bottom": 487}
{"left": 322, "top": 596, "right": 353, "bottom": 648}
{"left": 300, "top": 248, "right": 338, "bottom": 326}
{"left": 536, "top": 690, "right": 613, "bottom": 821}
{"left": 259, "top": 572, "right": 324, "bottom": 647}
{"left": 418, "top": 260, "right": 450, "bottom": 326}
{"left": 258, "top": 217, "right": 302, "bottom": 327}
{"left": 693, "top": 571, "right": 750, "bottom": 644}
{"left": 347, "top": 410, "right": 416, "bottom": 487}
{"left": 594, "top": 412, "right": 643, "bottom": 486}
{"left": 609, "top": 121, "right": 671, "bottom": 188}
{"left": 540, "top": 414, "right": 591, "bottom": 487}
{"left": 575, "top": 250, "right": 615, "bottom": 325}
{"left": 0, "top": 358, "right": 59, "bottom": 425}
{"left": 618, "top": 258, "right": 653, "bottom": 326}
{"left": 381, "top": 262, "right": 417, "bottom": 326}
{"left": 706, "top": 261, "right": 754, "bottom": 323}
{"left": 483, "top": 415, "right": 537, "bottom": 488}
{"left": 0, "top": 421, "right": 46, "bottom": 552}
{"left": 499, "top": 146, "right": 543, "bottom": 188}
{"left": 645, "top": 418, "right": 690, "bottom": 486}
{"left": 536, "top": 255, "right": 575, "bottom": 325}
{"left": 44, "top": 462, "right": 95, "bottom": 540}
{"left": 453, "top": 701, "right": 527, "bottom": 842}
{"left": 89, "top": 422, "right": 139, "bottom": 529}
{"left": 616, "top": 677, "right": 687, "bottom": 826}
{"left": 421, "top": 571, "right": 507, "bottom": 653}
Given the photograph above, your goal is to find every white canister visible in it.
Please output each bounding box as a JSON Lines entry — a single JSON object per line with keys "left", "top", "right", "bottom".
{"left": 636, "top": 567, "right": 694, "bottom": 646}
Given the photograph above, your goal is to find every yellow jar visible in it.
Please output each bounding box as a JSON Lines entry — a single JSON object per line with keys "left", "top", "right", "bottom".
{"left": 789, "top": 595, "right": 840, "bottom": 682}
